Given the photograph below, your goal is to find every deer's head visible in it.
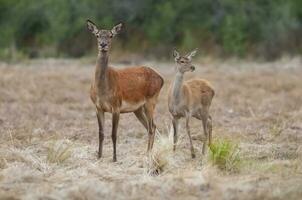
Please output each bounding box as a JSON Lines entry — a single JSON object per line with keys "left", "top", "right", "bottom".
{"left": 87, "top": 20, "right": 122, "bottom": 53}
{"left": 173, "top": 49, "right": 197, "bottom": 74}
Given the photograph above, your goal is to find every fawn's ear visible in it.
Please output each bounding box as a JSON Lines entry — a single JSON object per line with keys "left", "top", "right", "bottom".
{"left": 111, "top": 23, "right": 122, "bottom": 36}
{"left": 87, "top": 19, "right": 99, "bottom": 35}
{"left": 173, "top": 49, "right": 180, "bottom": 61}
{"left": 186, "top": 49, "right": 198, "bottom": 60}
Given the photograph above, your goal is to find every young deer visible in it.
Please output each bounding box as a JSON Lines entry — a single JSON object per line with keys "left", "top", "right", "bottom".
{"left": 168, "top": 49, "right": 214, "bottom": 158}
{"left": 87, "top": 20, "right": 164, "bottom": 162}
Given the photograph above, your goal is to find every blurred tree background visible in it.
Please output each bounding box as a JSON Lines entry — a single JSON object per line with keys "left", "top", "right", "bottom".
{"left": 0, "top": 0, "right": 301, "bottom": 60}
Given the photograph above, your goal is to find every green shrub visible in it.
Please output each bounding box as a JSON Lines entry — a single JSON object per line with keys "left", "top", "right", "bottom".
{"left": 209, "top": 139, "right": 241, "bottom": 172}
{"left": 0, "top": 0, "right": 301, "bottom": 59}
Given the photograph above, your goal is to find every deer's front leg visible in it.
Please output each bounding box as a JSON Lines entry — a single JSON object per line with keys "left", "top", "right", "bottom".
{"left": 96, "top": 109, "right": 105, "bottom": 159}
{"left": 172, "top": 117, "right": 179, "bottom": 151}
{"left": 112, "top": 111, "right": 120, "bottom": 162}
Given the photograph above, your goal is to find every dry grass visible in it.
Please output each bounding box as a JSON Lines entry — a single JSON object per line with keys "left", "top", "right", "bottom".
{"left": 46, "top": 140, "right": 73, "bottom": 164}
{"left": 0, "top": 57, "right": 302, "bottom": 199}
{"left": 145, "top": 133, "right": 173, "bottom": 175}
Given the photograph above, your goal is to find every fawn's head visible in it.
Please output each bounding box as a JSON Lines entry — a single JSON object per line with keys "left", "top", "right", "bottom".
{"left": 87, "top": 20, "right": 122, "bottom": 53}
{"left": 173, "top": 49, "right": 197, "bottom": 74}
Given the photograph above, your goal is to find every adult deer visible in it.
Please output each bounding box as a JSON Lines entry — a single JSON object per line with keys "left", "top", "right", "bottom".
{"left": 168, "top": 49, "right": 214, "bottom": 158}
{"left": 87, "top": 20, "right": 164, "bottom": 162}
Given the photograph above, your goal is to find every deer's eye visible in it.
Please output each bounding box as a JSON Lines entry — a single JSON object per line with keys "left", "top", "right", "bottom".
{"left": 109, "top": 34, "right": 113, "bottom": 38}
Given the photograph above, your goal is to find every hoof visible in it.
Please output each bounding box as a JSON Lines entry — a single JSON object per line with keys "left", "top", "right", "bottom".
{"left": 192, "top": 153, "right": 196, "bottom": 159}
{"left": 113, "top": 157, "right": 117, "bottom": 162}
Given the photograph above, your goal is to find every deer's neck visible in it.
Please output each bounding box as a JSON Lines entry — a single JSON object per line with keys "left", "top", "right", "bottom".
{"left": 171, "top": 72, "right": 184, "bottom": 105}
{"left": 95, "top": 52, "right": 109, "bottom": 92}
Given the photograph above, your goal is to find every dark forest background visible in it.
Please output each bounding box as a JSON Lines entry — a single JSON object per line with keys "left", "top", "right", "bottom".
{"left": 0, "top": 0, "right": 301, "bottom": 60}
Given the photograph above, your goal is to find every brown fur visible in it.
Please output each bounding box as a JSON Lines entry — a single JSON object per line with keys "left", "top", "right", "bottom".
{"left": 87, "top": 20, "right": 164, "bottom": 161}
{"left": 183, "top": 79, "right": 215, "bottom": 110}
{"left": 168, "top": 49, "right": 215, "bottom": 158}
{"left": 90, "top": 66, "right": 164, "bottom": 113}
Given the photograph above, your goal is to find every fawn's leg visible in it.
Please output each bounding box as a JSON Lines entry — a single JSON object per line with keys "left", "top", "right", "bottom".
{"left": 185, "top": 115, "right": 195, "bottom": 158}
{"left": 207, "top": 115, "right": 213, "bottom": 146}
{"left": 172, "top": 117, "right": 179, "bottom": 151}
{"left": 201, "top": 114, "right": 209, "bottom": 155}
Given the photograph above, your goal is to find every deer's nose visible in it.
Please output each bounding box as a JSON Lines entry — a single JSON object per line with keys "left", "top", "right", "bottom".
{"left": 100, "top": 43, "right": 107, "bottom": 48}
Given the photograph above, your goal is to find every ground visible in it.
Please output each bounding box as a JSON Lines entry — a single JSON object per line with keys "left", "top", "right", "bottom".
{"left": 0, "top": 57, "right": 301, "bottom": 200}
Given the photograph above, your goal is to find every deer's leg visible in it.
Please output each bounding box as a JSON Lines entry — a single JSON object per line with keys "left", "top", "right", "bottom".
{"left": 207, "top": 115, "right": 213, "bottom": 146}
{"left": 134, "top": 107, "right": 148, "bottom": 131}
{"left": 201, "top": 113, "right": 209, "bottom": 155}
{"left": 134, "top": 107, "right": 160, "bottom": 137}
{"left": 96, "top": 109, "right": 105, "bottom": 159}
{"left": 112, "top": 112, "right": 120, "bottom": 162}
{"left": 144, "top": 103, "right": 156, "bottom": 152}
{"left": 172, "top": 117, "right": 179, "bottom": 151}
{"left": 185, "top": 115, "right": 195, "bottom": 158}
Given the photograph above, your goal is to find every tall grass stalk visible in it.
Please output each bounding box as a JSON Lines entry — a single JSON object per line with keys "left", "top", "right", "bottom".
{"left": 46, "top": 141, "right": 73, "bottom": 164}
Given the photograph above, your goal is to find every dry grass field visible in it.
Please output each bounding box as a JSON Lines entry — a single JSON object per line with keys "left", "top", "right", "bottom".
{"left": 0, "top": 57, "right": 302, "bottom": 200}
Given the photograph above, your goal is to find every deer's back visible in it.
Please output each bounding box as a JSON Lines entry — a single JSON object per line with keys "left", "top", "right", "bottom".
{"left": 114, "top": 66, "right": 163, "bottom": 101}
{"left": 185, "top": 78, "right": 215, "bottom": 107}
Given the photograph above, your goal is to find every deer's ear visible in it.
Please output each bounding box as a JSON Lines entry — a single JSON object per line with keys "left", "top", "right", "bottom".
{"left": 111, "top": 23, "right": 122, "bottom": 36}
{"left": 173, "top": 49, "right": 180, "bottom": 61}
{"left": 87, "top": 19, "right": 99, "bottom": 35}
{"left": 186, "top": 49, "right": 198, "bottom": 60}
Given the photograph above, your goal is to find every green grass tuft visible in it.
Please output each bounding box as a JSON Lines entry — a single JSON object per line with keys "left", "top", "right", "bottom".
{"left": 209, "top": 139, "right": 241, "bottom": 172}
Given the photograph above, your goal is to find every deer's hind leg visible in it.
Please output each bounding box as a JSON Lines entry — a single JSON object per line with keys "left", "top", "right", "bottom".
{"left": 207, "top": 115, "right": 213, "bottom": 146}
{"left": 185, "top": 114, "right": 195, "bottom": 158}
{"left": 134, "top": 107, "right": 148, "bottom": 131}
{"left": 144, "top": 101, "right": 157, "bottom": 152}
{"left": 201, "top": 111, "right": 209, "bottom": 155}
